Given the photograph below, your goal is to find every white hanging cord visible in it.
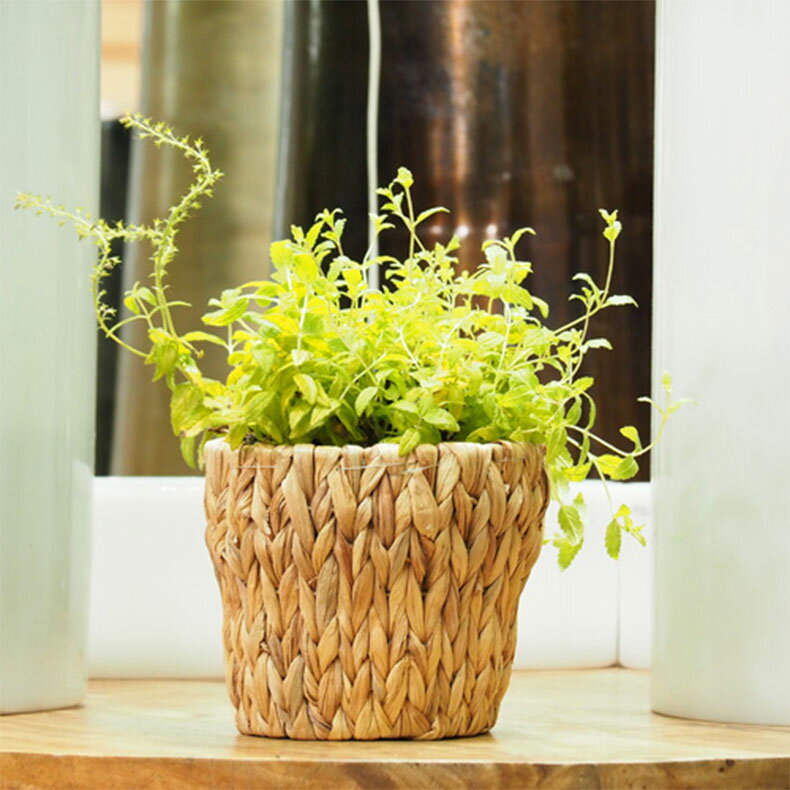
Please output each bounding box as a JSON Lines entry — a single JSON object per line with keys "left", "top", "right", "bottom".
{"left": 366, "top": 0, "right": 381, "bottom": 289}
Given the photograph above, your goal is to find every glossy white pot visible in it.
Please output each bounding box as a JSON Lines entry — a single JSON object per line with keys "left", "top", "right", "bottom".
{"left": 651, "top": 0, "right": 790, "bottom": 724}
{"left": 0, "top": 1, "right": 99, "bottom": 713}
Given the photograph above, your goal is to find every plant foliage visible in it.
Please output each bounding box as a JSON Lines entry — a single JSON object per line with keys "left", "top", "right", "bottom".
{"left": 16, "top": 114, "right": 687, "bottom": 568}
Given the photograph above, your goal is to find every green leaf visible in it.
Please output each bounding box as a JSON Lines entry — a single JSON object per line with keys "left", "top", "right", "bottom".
{"left": 605, "top": 294, "right": 638, "bottom": 307}
{"left": 566, "top": 398, "right": 582, "bottom": 425}
{"left": 294, "top": 373, "right": 318, "bottom": 404}
{"left": 396, "top": 166, "right": 414, "bottom": 189}
{"left": 619, "top": 425, "right": 642, "bottom": 451}
{"left": 302, "top": 312, "right": 324, "bottom": 336}
{"left": 291, "top": 349, "right": 310, "bottom": 366}
{"left": 170, "top": 382, "right": 205, "bottom": 433}
{"left": 422, "top": 406, "right": 459, "bottom": 432}
{"left": 182, "top": 330, "right": 226, "bottom": 347}
{"left": 123, "top": 295, "right": 140, "bottom": 315}
{"left": 532, "top": 295, "right": 549, "bottom": 318}
{"left": 251, "top": 344, "right": 276, "bottom": 374}
{"left": 202, "top": 299, "right": 247, "bottom": 326}
{"left": 558, "top": 504, "right": 583, "bottom": 544}
{"left": 556, "top": 536, "right": 584, "bottom": 570}
{"left": 305, "top": 220, "right": 322, "bottom": 250}
{"left": 146, "top": 336, "right": 179, "bottom": 381}
{"left": 354, "top": 386, "right": 378, "bottom": 416}
{"left": 270, "top": 239, "right": 292, "bottom": 269}
{"left": 503, "top": 284, "right": 533, "bottom": 309}
{"left": 416, "top": 207, "right": 449, "bottom": 225}
{"left": 597, "top": 453, "right": 639, "bottom": 480}
{"left": 398, "top": 427, "right": 421, "bottom": 455}
{"left": 227, "top": 423, "right": 249, "bottom": 449}
{"left": 572, "top": 272, "right": 599, "bottom": 289}
{"left": 614, "top": 455, "right": 639, "bottom": 480}
{"left": 342, "top": 268, "right": 363, "bottom": 288}
{"left": 288, "top": 402, "right": 312, "bottom": 433}
{"left": 605, "top": 519, "right": 622, "bottom": 559}
{"left": 584, "top": 338, "right": 613, "bottom": 351}
{"left": 179, "top": 434, "right": 197, "bottom": 468}
{"left": 136, "top": 286, "right": 157, "bottom": 306}
{"left": 393, "top": 400, "right": 420, "bottom": 417}
{"left": 509, "top": 227, "right": 536, "bottom": 246}
{"left": 564, "top": 462, "right": 591, "bottom": 482}
{"left": 293, "top": 253, "right": 319, "bottom": 283}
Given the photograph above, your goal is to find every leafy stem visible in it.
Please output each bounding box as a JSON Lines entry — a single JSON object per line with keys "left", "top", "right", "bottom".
{"left": 16, "top": 120, "right": 685, "bottom": 569}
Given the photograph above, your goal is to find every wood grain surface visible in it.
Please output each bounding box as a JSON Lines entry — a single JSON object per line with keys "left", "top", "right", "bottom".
{"left": 1, "top": 670, "right": 788, "bottom": 789}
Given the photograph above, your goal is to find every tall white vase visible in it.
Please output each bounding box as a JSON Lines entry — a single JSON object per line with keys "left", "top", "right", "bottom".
{"left": 651, "top": 0, "right": 790, "bottom": 724}
{"left": 0, "top": 0, "right": 99, "bottom": 713}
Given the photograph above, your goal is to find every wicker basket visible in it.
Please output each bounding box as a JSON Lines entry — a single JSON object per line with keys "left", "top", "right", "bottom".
{"left": 204, "top": 439, "right": 548, "bottom": 740}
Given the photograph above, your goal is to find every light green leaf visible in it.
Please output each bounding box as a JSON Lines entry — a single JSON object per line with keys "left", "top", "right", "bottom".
{"left": 136, "top": 286, "right": 157, "bottom": 306}
{"left": 179, "top": 434, "right": 197, "bottom": 468}
{"left": 605, "top": 519, "right": 622, "bottom": 559}
{"left": 202, "top": 299, "right": 247, "bottom": 327}
{"left": 416, "top": 207, "right": 448, "bottom": 225}
{"left": 422, "top": 406, "right": 459, "bottom": 432}
{"left": 605, "top": 294, "right": 638, "bottom": 307}
{"left": 396, "top": 167, "right": 414, "bottom": 189}
{"left": 294, "top": 253, "right": 318, "bottom": 283}
{"left": 227, "top": 423, "right": 249, "bottom": 449}
{"left": 291, "top": 349, "right": 310, "bottom": 366}
{"left": 251, "top": 345, "right": 276, "bottom": 374}
{"left": 393, "top": 400, "right": 420, "bottom": 417}
{"left": 603, "top": 222, "right": 622, "bottom": 242}
{"left": 564, "top": 462, "right": 591, "bottom": 482}
{"left": 619, "top": 425, "right": 642, "bottom": 451}
{"left": 170, "top": 382, "right": 204, "bottom": 433}
{"left": 182, "top": 330, "right": 226, "bottom": 347}
{"left": 509, "top": 227, "right": 536, "bottom": 246}
{"left": 123, "top": 295, "right": 140, "bottom": 315}
{"left": 558, "top": 504, "right": 583, "bottom": 543}
{"left": 398, "top": 427, "right": 421, "bottom": 455}
{"left": 294, "top": 373, "right": 318, "bottom": 404}
{"left": 532, "top": 295, "right": 549, "bottom": 318}
{"left": 288, "top": 402, "right": 311, "bottom": 433}
{"left": 270, "top": 240, "right": 292, "bottom": 269}
{"left": 598, "top": 453, "right": 639, "bottom": 480}
{"left": 556, "top": 536, "right": 584, "bottom": 570}
{"left": 354, "top": 386, "right": 378, "bottom": 416}
{"left": 566, "top": 398, "right": 582, "bottom": 425}
{"left": 584, "top": 338, "right": 613, "bottom": 351}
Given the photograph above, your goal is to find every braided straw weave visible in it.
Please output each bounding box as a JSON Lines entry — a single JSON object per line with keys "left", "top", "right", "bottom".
{"left": 204, "top": 439, "right": 548, "bottom": 740}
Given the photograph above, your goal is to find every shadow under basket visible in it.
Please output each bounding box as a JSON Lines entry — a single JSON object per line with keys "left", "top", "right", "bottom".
{"left": 204, "top": 439, "right": 548, "bottom": 740}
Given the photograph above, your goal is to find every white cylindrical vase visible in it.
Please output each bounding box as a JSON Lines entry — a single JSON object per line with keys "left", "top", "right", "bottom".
{"left": 0, "top": 0, "right": 100, "bottom": 713}
{"left": 651, "top": 0, "right": 790, "bottom": 724}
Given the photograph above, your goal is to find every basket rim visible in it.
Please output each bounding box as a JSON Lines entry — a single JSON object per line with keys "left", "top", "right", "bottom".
{"left": 203, "top": 437, "right": 546, "bottom": 454}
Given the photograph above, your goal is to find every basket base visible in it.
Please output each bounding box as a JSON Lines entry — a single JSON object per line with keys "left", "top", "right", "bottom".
{"left": 234, "top": 709, "right": 498, "bottom": 740}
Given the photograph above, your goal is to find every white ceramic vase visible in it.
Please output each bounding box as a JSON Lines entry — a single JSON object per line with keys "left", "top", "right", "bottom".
{"left": 651, "top": 0, "right": 790, "bottom": 725}
{"left": 0, "top": 0, "right": 99, "bottom": 713}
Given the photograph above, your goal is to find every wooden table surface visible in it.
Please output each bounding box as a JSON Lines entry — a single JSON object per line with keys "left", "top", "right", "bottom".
{"left": 1, "top": 670, "right": 788, "bottom": 789}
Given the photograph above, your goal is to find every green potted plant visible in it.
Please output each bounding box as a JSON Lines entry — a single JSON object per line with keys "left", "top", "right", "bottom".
{"left": 17, "top": 115, "right": 683, "bottom": 739}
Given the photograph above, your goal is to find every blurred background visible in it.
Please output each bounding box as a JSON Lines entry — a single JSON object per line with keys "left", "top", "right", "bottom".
{"left": 98, "top": 0, "right": 654, "bottom": 476}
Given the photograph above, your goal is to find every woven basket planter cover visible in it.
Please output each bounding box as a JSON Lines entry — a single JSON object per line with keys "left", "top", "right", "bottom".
{"left": 204, "top": 439, "right": 548, "bottom": 740}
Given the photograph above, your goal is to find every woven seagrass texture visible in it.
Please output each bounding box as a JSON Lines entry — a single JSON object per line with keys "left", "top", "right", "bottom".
{"left": 204, "top": 439, "right": 548, "bottom": 740}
